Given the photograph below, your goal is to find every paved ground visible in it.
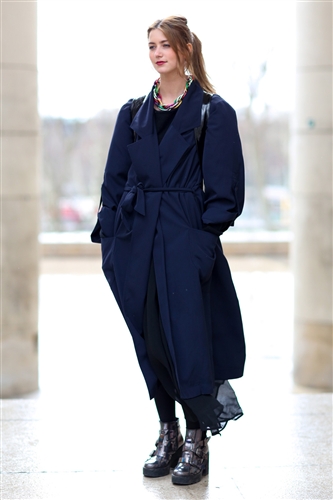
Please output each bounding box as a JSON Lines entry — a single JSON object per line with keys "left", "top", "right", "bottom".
{"left": 2, "top": 256, "right": 332, "bottom": 499}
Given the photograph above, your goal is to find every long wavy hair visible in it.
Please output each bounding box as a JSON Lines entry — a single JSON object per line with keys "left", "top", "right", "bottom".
{"left": 147, "top": 16, "right": 215, "bottom": 94}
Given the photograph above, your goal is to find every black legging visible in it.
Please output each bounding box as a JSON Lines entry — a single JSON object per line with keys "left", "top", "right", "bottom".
{"left": 154, "top": 383, "right": 202, "bottom": 429}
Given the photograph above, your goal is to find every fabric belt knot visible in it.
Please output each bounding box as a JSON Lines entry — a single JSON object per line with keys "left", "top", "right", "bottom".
{"left": 121, "top": 182, "right": 146, "bottom": 216}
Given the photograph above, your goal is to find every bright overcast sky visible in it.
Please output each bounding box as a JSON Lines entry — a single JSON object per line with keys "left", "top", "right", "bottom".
{"left": 37, "top": 0, "right": 296, "bottom": 119}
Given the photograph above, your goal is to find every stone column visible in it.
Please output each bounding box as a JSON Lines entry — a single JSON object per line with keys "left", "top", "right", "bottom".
{"left": 292, "top": 1, "right": 332, "bottom": 390}
{"left": 1, "top": 2, "right": 40, "bottom": 396}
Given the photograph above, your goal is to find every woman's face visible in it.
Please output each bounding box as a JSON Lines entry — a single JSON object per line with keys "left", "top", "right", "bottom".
{"left": 148, "top": 29, "right": 184, "bottom": 77}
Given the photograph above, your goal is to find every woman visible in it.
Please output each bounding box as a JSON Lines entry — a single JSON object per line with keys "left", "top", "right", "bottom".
{"left": 92, "top": 16, "right": 245, "bottom": 486}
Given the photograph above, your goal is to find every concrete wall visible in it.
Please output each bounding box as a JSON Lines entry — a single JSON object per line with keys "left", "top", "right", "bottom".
{"left": 292, "top": 1, "right": 333, "bottom": 390}
{"left": 1, "top": 2, "right": 40, "bottom": 396}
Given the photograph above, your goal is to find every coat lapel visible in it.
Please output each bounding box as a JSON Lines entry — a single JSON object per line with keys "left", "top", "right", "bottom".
{"left": 127, "top": 91, "right": 162, "bottom": 185}
{"left": 168, "top": 79, "right": 204, "bottom": 134}
{"left": 130, "top": 91, "right": 155, "bottom": 139}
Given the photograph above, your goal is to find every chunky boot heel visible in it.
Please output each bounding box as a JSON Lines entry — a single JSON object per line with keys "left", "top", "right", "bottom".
{"left": 172, "top": 429, "right": 210, "bottom": 485}
{"left": 143, "top": 419, "right": 184, "bottom": 478}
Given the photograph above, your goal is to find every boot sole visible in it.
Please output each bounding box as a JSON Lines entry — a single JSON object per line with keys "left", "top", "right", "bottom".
{"left": 171, "top": 458, "right": 209, "bottom": 485}
{"left": 172, "top": 471, "right": 203, "bottom": 485}
{"left": 143, "top": 445, "right": 183, "bottom": 478}
{"left": 143, "top": 465, "right": 171, "bottom": 478}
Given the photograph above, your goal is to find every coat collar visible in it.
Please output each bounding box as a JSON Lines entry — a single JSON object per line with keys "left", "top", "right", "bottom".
{"left": 130, "top": 79, "right": 204, "bottom": 139}
{"left": 128, "top": 80, "right": 205, "bottom": 186}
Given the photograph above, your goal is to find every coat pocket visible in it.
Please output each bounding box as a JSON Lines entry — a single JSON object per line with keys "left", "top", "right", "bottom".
{"left": 188, "top": 228, "right": 218, "bottom": 284}
{"left": 98, "top": 206, "right": 115, "bottom": 238}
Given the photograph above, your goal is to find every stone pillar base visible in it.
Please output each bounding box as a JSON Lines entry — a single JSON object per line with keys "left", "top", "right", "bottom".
{"left": 1, "top": 335, "right": 38, "bottom": 397}
{"left": 294, "top": 322, "right": 333, "bottom": 390}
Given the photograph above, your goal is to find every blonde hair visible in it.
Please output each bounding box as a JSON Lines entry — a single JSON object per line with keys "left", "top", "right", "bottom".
{"left": 148, "top": 16, "right": 215, "bottom": 94}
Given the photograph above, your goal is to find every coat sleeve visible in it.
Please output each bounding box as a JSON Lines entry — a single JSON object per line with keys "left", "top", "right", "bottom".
{"left": 91, "top": 100, "right": 133, "bottom": 242}
{"left": 201, "top": 95, "right": 245, "bottom": 232}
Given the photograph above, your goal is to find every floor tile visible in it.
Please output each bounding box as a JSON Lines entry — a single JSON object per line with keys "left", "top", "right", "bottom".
{"left": 230, "top": 465, "right": 333, "bottom": 500}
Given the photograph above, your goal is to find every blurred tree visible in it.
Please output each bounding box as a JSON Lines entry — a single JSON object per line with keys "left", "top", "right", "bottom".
{"left": 41, "top": 110, "right": 117, "bottom": 231}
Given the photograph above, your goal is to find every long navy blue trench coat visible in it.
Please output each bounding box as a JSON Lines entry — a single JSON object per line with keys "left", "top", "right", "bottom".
{"left": 92, "top": 80, "right": 245, "bottom": 401}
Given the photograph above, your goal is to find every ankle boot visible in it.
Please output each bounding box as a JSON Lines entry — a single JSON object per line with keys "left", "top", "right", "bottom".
{"left": 171, "top": 428, "right": 210, "bottom": 485}
{"left": 143, "top": 419, "right": 184, "bottom": 478}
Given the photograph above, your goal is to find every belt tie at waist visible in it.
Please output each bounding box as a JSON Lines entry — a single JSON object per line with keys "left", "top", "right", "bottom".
{"left": 121, "top": 183, "right": 201, "bottom": 217}
{"left": 121, "top": 183, "right": 146, "bottom": 216}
